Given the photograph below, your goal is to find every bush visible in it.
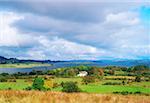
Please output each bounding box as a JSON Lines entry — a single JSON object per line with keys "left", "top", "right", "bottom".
{"left": 8, "top": 79, "right": 16, "bottom": 82}
{"left": 25, "top": 86, "right": 33, "bottom": 90}
{"left": 5, "top": 87, "right": 12, "bottom": 90}
{"left": 122, "top": 81, "right": 125, "bottom": 85}
{"left": 82, "top": 76, "right": 96, "bottom": 85}
{"left": 103, "top": 82, "right": 122, "bottom": 85}
{"left": 0, "top": 77, "right": 7, "bottom": 82}
{"left": 135, "top": 76, "right": 141, "bottom": 82}
{"left": 113, "top": 91, "right": 142, "bottom": 95}
{"left": 32, "top": 77, "right": 46, "bottom": 91}
{"left": 62, "top": 81, "right": 81, "bottom": 93}
{"left": 53, "top": 83, "right": 60, "bottom": 88}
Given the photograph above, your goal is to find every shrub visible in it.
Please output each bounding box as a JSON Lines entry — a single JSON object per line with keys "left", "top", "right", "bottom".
{"left": 82, "top": 76, "right": 96, "bottom": 85}
{"left": 135, "top": 76, "right": 141, "bottom": 82}
{"left": 109, "top": 70, "right": 115, "bottom": 75}
{"left": 62, "top": 81, "right": 81, "bottom": 93}
{"left": 5, "top": 87, "right": 12, "bottom": 90}
{"left": 0, "top": 77, "right": 7, "bottom": 82}
{"left": 25, "top": 86, "right": 33, "bottom": 90}
{"left": 122, "top": 81, "right": 125, "bottom": 85}
{"left": 8, "top": 79, "right": 16, "bottom": 82}
{"left": 53, "top": 83, "right": 60, "bottom": 88}
{"left": 44, "top": 79, "right": 53, "bottom": 88}
{"left": 113, "top": 91, "right": 142, "bottom": 95}
{"left": 103, "top": 82, "right": 122, "bottom": 85}
{"left": 32, "top": 77, "right": 46, "bottom": 91}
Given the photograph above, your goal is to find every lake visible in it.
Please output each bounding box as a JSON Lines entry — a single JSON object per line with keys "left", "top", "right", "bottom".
{"left": 0, "top": 60, "right": 149, "bottom": 73}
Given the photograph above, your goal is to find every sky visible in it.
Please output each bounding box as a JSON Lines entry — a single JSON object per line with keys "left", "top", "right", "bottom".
{"left": 0, "top": 0, "right": 150, "bottom": 60}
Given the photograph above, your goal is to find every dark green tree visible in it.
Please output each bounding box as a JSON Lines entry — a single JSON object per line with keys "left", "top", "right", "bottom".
{"left": 135, "top": 76, "right": 141, "bottom": 82}
{"left": 32, "top": 77, "right": 45, "bottom": 90}
{"left": 62, "top": 81, "right": 80, "bottom": 93}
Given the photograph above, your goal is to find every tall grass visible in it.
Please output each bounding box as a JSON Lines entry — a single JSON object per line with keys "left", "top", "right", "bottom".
{"left": 0, "top": 90, "right": 149, "bottom": 103}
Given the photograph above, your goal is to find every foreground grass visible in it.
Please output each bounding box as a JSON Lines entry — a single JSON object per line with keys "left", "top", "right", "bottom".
{"left": 0, "top": 90, "right": 149, "bottom": 103}
{"left": 0, "top": 63, "right": 51, "bottom": 68}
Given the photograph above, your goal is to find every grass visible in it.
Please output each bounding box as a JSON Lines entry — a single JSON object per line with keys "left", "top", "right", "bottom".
{"left": 0, "top": 90, "right": 149, "bottom": 103}
{"left": 80, "top": 84, "right": 150, "bottom": 93}
{"left": 0, "top": 77, "right": 149, "bottom": 94}
{"left": 51, "top": 83, "right": 150, "bottom": 94}
{"left": 0, "top": 63, "right": 51, "bottom": 68}
{"left": 53, "top": 77, "right": 82, "bottom": 84}
{"left": 0, "top": 79, "right": 31, "bottom": 90}
{"left": 51, "top": 77, "right": 150, "bottom": 94}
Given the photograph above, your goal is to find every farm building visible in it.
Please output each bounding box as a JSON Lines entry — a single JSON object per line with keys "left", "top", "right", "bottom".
{"left": 77, "top": 71, "right": 88, "bottom": 77}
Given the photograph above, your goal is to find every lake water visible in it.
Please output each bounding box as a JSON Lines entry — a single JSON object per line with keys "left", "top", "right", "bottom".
{"left": 0, "top": 61, "right": 149, "bottom": 73}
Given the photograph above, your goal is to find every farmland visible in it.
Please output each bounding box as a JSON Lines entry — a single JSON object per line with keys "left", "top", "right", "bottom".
{"left": 0, "top": 65, "right": 149, "bottom": 103}
{"left": 0, "top": 77, "right": 149, "bottom": 94}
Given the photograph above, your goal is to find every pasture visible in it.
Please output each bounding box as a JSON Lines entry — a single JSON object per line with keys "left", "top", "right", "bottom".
{"left": 0, "top": 77, "right": 149, "bottom": 94}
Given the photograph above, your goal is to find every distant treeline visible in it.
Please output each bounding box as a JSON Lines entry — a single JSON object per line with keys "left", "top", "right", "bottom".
{"left": 0, "top": 65, "right": 149, "bottom": 78}
{"left": 0, "top": 56, "right": 61, "bottom": 64}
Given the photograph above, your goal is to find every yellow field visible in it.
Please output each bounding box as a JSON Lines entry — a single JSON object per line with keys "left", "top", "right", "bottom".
{"left": 0, "top": 90, "right": 149, "bottom": 103}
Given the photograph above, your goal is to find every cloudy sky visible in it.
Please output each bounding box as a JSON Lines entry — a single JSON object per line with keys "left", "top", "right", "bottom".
{"left": 0, "top": 0, "right": 149, "bottom": 60}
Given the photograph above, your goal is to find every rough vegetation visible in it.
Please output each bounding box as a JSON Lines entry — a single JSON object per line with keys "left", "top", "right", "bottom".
{"left": 0, "top": 90, "right": 149, "bottom": 103}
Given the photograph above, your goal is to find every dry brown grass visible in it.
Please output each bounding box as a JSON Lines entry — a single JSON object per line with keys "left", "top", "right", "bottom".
{"left": 0, "top": 90, "right": 149, "bottom": 103}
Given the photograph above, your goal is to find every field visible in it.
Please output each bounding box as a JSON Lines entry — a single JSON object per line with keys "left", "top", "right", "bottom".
{"left": 0, "top": 63, "right": 51, "bottom": 68}
{"left": 52, "top": 77, "right": 150, "bottom": 94}
{"left": 0, "top": 77, "right": 149, "bottom": 94}
{"left": 0, "top": 90, "right": 149, "bottom": 103}
{"left": 0, "top": 65, "right": 149, "bottom": 103}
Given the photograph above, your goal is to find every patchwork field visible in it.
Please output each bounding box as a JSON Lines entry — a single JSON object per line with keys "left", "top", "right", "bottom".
{"left": 0, "top": 78, "right": 149, "bottom": 94}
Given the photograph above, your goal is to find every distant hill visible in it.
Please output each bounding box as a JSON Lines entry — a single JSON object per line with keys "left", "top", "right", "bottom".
{"left": 0, "top": 56, "right": 8, "bottom": 64}
{"left": 0, "top": 56, "right": 149, "bottom": 67}
{"left": 92, "top": 59, "right": 150, "bottom": 67}
{"left": 0, "top": 56, "right": 60, "bottom": 64}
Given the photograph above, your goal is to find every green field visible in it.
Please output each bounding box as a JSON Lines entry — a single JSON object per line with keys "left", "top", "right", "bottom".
{"left": 1, "top": 77, "right": 149, "bottom": 94}
{"left": 0, "top": 79, "right": 31, "bottom": 90}
{"left": 51, "top": 77, "right": 150, "bottom": 94}
{"left": 0, "top": 63, "right": 51, "bottom": 68}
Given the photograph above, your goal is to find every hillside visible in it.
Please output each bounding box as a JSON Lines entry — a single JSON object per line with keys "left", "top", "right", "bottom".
{"left": 0, "top": 56, "right": 60, "bottom": 64}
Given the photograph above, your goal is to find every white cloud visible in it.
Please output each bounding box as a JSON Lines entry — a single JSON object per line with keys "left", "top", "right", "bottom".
{"left": 0, "top": 3, "right": 149, "bottom": 60}
{"left": 0, "top": 12, "right": 36, "bottom": 47}
{"left": 105, "top": 12, "right": 140, "bottom": 26}
{"left": 27, "top": 36, "right": 104, "bottom": 60}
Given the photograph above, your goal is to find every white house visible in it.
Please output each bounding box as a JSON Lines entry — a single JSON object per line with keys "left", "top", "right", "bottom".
{"left": 77, "top": 71, "right": 88, "bottom": 77}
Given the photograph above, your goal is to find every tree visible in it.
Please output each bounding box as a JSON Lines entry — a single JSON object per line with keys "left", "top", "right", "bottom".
{"left": 122, "top": 81, "right": 125, "bottom": 85}
{"left": 135, "top": 76, "right": 141, "bottom": 82}
{"left": 65, "top": 69, "right": 77, "bottom": 77}
{"left": 32, "top": 77, "right": 45, "bottom": 90}
{"left": 82, "top": 76, "right": 96, "bottom": 85}
{"left": 98, "top": 69, "right": 104, "bottom": 76}
{"left": 109, "top": 70, "right": 115, "bottom": 75}
{"left": 62, "top": 81, "right": 80, "bottom": 93}
{"left": 88, "top": 67, "right": 99, "bottom": 76}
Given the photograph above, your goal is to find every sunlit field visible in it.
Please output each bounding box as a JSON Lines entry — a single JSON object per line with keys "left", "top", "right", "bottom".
{"left": 0, "top": 77, "right": 149, "bottom": 94}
